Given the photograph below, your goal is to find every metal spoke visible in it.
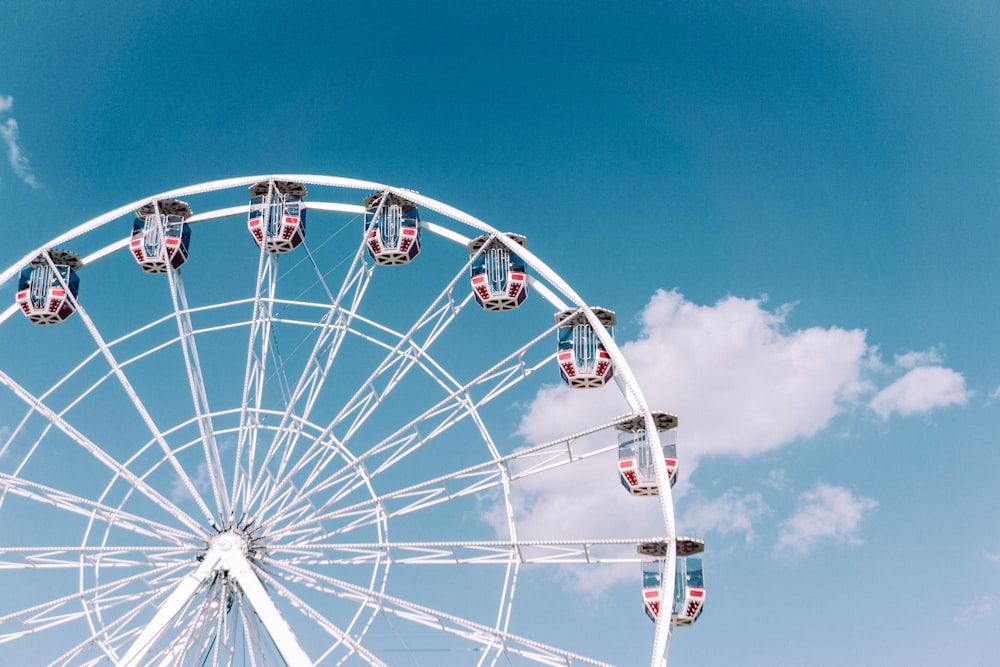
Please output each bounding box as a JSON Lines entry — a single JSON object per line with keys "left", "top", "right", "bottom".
{"left": 255, "top": 564, "right": 388, "bottom": 667}
{"left": 231, "top": 243, "right": 279, "bottom": 514}
{"left": 244, "top": 244, "right": 373, "bottom": 515}
{"left": 0, "top": 560, "right": 187, "bottom": 643}
{"left": 261, "top": 327, "right": 565, "bottom": 539}
{"left": 165, "top": 265, "right": 233, "bottom": 522}
{"left": 269, "top": 537, "right": 666, "bottom": 565}
{"left": 46, "top": 254, "right": 220, "bottom": 531}
{"left": 267, "top": 559, "right": 617, "bottom": 667}
{"left": 0, "top": 368, "right": 207, "bottom": 537}
{"left": 0, "top": 545, "right": 192, "bottom": 570}
{"left": 267, "top": 418, "right": 621, "bottom": 545}
{"left": 251, "top": 251, "right": 476, "bottom": 519}
{"left": 236, "top": 593, "right": 265, "bottom": 667}
{"left": 0, "top": 472, "right": 197, "bottom": 547}
{"left": 44, "top": 576, "right": 178, "bottom": 667}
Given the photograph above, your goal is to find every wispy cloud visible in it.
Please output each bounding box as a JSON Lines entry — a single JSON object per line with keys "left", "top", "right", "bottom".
{"left": 680, "top": 490, "right": 769, "bottom": 546}
{"left": 775, "top": 483, "right": 876, "bottom": 557}
{"left": 170, "top": 460, "right": 214, "bottom": 504}
{"left": 893, "top": 347, "right": 943, "bottom": 369}
{"left": 0, "top": 95, "right": 41, "bottom": 189}
{"left": 955, "top": 595, "right": 995, "bottom": 624}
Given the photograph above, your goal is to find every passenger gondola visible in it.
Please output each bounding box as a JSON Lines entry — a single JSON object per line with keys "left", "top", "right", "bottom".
{"left": 555, "top": 308, "right": 616, "bottom": 388}
{"left": 15, "top": 250, "right": 82, "bottom": 325}
{"left": 363, "top": 190, "right": 421, "bottom": 265}
{"left": 641, "top": 549, "right": 706, "bottom": 626}
{"left": 616, "top": 412, "right": 679, "bottom": 495}
{"left": 247, "top": 180, "right": 307, "bottom": 253}
{"left": 130, "top": 199, "right": 192, "bottom": 273}
{"left": 468, "top": 233, "right": 528, "bottom": 311}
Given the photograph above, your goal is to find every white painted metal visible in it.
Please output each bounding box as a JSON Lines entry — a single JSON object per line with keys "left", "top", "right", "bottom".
{"left": 0, "top": 176, "right": 680, "bottom": 666}
{"left": 119, "top": 552, "right": 222, "bottom": 667}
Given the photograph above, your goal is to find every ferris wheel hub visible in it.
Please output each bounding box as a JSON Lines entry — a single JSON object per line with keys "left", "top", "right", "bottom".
{"left": 210, "top": 530, "right": 249, "bottom": 557}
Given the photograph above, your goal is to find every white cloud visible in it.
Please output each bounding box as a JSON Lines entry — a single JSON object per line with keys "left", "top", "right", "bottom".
{"left": 519, "top": 290, "right": 872, "bottom": 468}
{"left": 0, "top": 95, "right": 40, "bottom": 189}
{"left": 501, "top": 291, "right": 880, "bottom": 592}
{"left": 485, "top": 448, "right": 668, "bottom": 593}
{"left": 492, "top": 291, "right": 971, "bottom": 590}
{"left": 492, "top": 450, "right": 660, "bottom": 540}
{"left": 775, "top": 483, "right": 876, "bottom": 556}
{"left": 679, "top": 490, "right": 768, "bottom": 545}
{"left": 868, "top": 366, "right": 970, "bottom": 419}
{"left": 893, "top": 347, "right": 943, "bottom": 369}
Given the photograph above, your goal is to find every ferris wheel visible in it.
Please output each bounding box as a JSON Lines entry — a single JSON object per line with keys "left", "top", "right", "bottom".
{"left": 0, "top": 175, "right": 704, "bottom": 667}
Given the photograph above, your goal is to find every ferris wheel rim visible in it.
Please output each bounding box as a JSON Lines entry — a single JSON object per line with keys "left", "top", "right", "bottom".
{"left": 0, "top": 174, "right": 678, "bottom": 667}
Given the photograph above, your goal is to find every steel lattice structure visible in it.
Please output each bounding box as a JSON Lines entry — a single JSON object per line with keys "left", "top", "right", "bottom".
{"left": 0, "top": 175, "right": 680, "bottom": 667}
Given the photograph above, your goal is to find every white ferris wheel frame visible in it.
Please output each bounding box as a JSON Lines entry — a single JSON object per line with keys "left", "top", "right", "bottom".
{"left": 0, "top": 175, "right": 679, "bottom": 667}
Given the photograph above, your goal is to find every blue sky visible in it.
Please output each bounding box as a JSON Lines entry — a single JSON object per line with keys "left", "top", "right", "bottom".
{"left": 1, "top": 1, "right": 999, "bottom": 665}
